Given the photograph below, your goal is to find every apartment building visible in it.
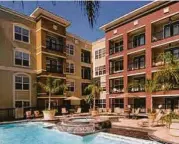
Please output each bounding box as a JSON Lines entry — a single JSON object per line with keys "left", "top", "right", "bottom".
{"left": 0, "top": 6, "right": 37, "bottom": 110}
{"left": 101, "top": 1, "right": 179, "bottom": 112}
{"left": 66, "top": 33, "right": 92, "bottom": 106}
{"left": 92, "top": 38, "right": 106, "bottom": 108}
{"left": 0, "top": 6, "right": 92, "bottom": 114}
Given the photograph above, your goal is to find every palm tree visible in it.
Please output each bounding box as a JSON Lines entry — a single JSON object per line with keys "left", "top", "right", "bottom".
{"left": 38, "top": 76, "right": 67, "bottom": 110}
{"left": 85, "top": 79, "right": 102, "bottom": 111}
{"left": 154, "top": 52, "right": 179, "bottom": 91}
{"left": 13, "top": 1, "right": 100, "bottom": 28}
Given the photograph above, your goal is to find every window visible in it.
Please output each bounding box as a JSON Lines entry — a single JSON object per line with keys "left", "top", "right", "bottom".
{"left": 95, "top": 65, "right": 106, "bottom": 76}
{"left": 133, "top": 55, "right": 145, "bottom": 69}
{"left": 15, "top": 75, "right": 29, "bottom": 90}
{"left": 66, "top": 44, "right": 74, "bottom": 55}
{"left": 15, "top": 51, "right": 30, "bottom": 67}
{"left": 95, "top": 50, "right": 99, "bottom": 59}
{"left": 111, "top": 98, "right": 124, "bottom": 108}
{"left": 165, "top": 47, "right": 179, "bottom": 59}
{"left": 82, "top": 83, "right": 90, "bottom": 95}
{"left": 46, "top": 57, "right": 63, "bottom": 73}
{"left": 67, "top": 81, "right": 75, "bottom": 92}
{"left": 46, "top": 36, "right": 63, "bottom": 52}
{"left": 114, "top": 60, "right": 123, "bottom": 72}
{"left": 133, "top": 33, "right": 145, "bottom": 48}
{"left": 81, "top": 50, "right": 91, "bottom": 63}
{"left": 81, "top": 67, "right": 91, "bottom": 80}
{"left": 14, "top": 25, "right": 29, "bottom": 43}
{"left": 15, "top": 101, "right": 30, "bottom": 108}
{"left": 110, "top": 40, "right": 123, "bottom": 54}
{"left": 110, "top": 78, "right": 124, "bottom": 93}
{"left": 95, "top": 48, "right": 105, "bottom": 59}
{"left": 66, "top": 62, "right": 75, "bottom": 73}
{"left": 164, "top": 21, "right": 179, "bottom": 38}
{"left": 96, "top": 99, "right": 106, "bottom": 108}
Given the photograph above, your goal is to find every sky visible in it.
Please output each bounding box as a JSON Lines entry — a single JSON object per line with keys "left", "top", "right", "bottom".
{"left": 0, "top": 1, "right": 151, "bottom": 42}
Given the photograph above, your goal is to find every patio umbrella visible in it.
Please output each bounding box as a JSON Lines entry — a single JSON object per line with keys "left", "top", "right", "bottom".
{"left": 65, "top": 96, "right": 81, "bottom": 101}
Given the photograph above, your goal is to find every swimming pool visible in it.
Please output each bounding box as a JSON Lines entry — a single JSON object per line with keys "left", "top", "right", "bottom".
{"left": 0, "top": 122, "right": 160, "bottom": 144}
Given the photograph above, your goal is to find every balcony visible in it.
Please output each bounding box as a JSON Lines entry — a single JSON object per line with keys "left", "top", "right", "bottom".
{"left": 46, "top": 35, "right": 64, "bottom": 53}
{"left": 81, "top": 50, "right": 91, "bottom": 64}
{"left": 151, "top": 15, "right": 179, "bottom": 46}
{"left": 128, "top": 75, "right": 145, "bottom": 93}
{"left": 109, "top": 58, "right": 123, "bottom": 74}
{"left": 128, "top": 62, "right": 145, "bottom": 71}
{"left": 109, "top": 37, "right": 123, "bottom": 55}
{"left": 128, "top": 54, "right": 145, "bottom": 71}
{"left": 109, "top": 78, "right": 124, "bottom": 94}
{"left": 128, "top": 27, "right": 145, "bottom": 50}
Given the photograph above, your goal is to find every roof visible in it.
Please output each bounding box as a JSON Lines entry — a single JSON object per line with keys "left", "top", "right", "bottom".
{"left": 30, "top": 7, "right": 70, "bottom": 27}
{"left": 0, "top": 5, "right": 35, "bottom": 22}
{"left": 92, "top": 37, "right": 105, "bottom": 45}
{"left": 100, "top": 1, "right": 170, "bottom": 32}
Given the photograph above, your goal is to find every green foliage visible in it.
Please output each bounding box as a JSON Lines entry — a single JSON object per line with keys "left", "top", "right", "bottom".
{"left": 162, "top": 112, "right": 179, "bottom": 128}
{"left": 85, "top": 79, "right": 103, "bottom": 110}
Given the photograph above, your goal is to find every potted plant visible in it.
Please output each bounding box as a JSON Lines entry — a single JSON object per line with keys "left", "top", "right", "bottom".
{"left": 38, "top": 76, "right": 67, "bottom": 120}
{"left": 147, "top": 108, "right": 156, "bottom": 121}
{"left": 85, "top": 79, "right": 102, "bottom": 116}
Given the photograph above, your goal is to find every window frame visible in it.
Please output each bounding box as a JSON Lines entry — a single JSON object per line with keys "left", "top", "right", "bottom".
{"left": 15, "top": 75, "right": 30, "bottom": 91}
{"left": 66, "top": 61, "right": 75, "bottom": 74}
{"left": 15, "top": 100, "right": 30, "bottom": 108}
{"left": 13, "top": 24, "right": 30, "bottom": 44}
{"left": 14, "top": 50, "right": 30, "bottom": 67}
{"left": 67, "top": 81, "right": 75, "bottom": 92}
{"left": 132, "top": 33, "right": 145, "bottom": 48}
{"left": 66, "top": 44, "right": 75, "bottom": 56}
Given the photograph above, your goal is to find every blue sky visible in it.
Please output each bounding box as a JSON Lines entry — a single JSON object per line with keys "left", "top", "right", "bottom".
{"left": 0, "top": 1, "right": 150, "bottom": 42}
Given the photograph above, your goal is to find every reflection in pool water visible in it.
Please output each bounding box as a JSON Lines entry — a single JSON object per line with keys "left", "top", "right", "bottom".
{"left": 0, "top": 122, "right": 160, "bottom": 144}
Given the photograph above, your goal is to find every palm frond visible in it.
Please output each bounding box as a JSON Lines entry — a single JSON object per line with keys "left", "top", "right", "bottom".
{"left": 77, "top": 0, "right": 100, "bottom": 28}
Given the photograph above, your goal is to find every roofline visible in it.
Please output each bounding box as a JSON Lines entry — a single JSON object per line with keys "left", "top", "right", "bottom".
{"left": 30, "top": 7, "right": 71, "bottom": 27}
{"left": 67, "top": 32, "right": 92, "bottom": 45}
{"left": 92, "top": 37, "right": 105, "bottom": 45}
{"left": 0, "top": 5, "right": 35, "bottom": 22}
{"left": 100, "top": 1, "right": 168, "bottom": 31}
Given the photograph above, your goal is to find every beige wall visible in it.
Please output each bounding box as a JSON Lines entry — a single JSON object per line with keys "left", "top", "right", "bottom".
{"left": 66, "top": 33, "right": 92, "bottom": 98}
{"left": 0, "top": 8, "right": 36, "bottom": 108}
{"left": 92, "top": 38, "right": 106, "bottom": 99}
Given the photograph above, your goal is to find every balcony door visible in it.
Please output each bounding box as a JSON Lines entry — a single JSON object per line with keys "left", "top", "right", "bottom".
{"left": 133, "top": 55, "right": 145, "bottom": 69}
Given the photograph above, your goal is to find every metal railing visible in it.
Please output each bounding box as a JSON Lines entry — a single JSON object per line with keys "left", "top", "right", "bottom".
{"left": 109, "top": 45, "right": 123, "bottom": 55}
{"left": 128, "top": 41, "right": 145, "bottom": 49}
{"left": 110, "top": 66, "right": 123, "bottom": 74}
{"left": 152, "top": 30, "right": 179, "bottom": 42}
{"left": 46, "top": 65, "right": 63, "bottom": 73}
{"left": 152, "top": 57, "right": 165, "bottom": 67}
{"left": 46, "top": 42, "right": 64, "bottom": 53}
{"left": 128, "top": 62, "right": 145, "bottom": 71}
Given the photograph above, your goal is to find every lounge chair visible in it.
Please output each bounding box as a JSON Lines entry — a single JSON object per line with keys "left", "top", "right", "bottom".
{"left": 132, "top": 108, "right": 140, "bottom": 119}
{"left": 151, "top": 112, "right": 164, "bottom": 126}
{"left": 61, "top": 108, "right": 68, "bottom": 115}
{"left": 34, "top": 110, "right": 43, "bottom": 118}
{"left": 74, "top": 108, "right": 81, "bottom": 114}
{"left": 26, "top": 111, "right": 33, "bottom": 119}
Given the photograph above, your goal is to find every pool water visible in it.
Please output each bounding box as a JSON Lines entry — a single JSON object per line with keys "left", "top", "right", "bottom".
{"left": 0, "top": 122, "right": 160, "bottom": 144}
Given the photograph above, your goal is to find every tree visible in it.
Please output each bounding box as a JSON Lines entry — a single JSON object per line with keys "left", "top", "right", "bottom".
{"left": 85, "top": 79, "right": 102, "bottom": 111}
{"left": 12, "top": 1, "right": 100, "bottom": 28}
{"left": 38, "top": 76, "right": 67, "bottom": 110}
{"left": 154, "top": 52, "right": 179, "bottom": 91}
{"left": 145, "top": 78, "right": 157, "bottom": 93}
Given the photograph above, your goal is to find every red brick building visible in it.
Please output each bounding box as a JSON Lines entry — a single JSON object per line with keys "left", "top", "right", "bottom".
{"left": 100, "top": 1, "right": 179, "bottom": 113}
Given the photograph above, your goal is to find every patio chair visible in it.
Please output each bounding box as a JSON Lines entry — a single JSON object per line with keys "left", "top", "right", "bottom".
{"left": 114, "top": 107, "right": 121, "bottom": 115}
{"left": 34, "top": 110, "right": 43, "bottom": 118}
{"left": 74, "top": 108, "right": 81, "bottom": 114}
{"left": 151, "top": 112, "right": 164, "bottom": 127}
{"left": 132, "top": 108, "right": 140, "bottom": 119}
{"left": 26, "top": 111, "right": 34, "bottom": 119}
{"left": 61, "top": 108, "right": 68, "bottom": 115}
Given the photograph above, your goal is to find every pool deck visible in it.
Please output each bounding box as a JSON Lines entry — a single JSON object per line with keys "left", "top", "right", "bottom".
{"left": 112, "top": 118, "right": 179, "bottom": 144}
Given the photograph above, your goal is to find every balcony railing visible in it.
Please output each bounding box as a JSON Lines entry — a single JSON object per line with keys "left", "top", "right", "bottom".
{"left": 46, "top": 43, "right": 64, "bottom": 53}
{"left": 128, "top": 62, "right": 145, "bottom": 71}
{"left": 152, "top": 30, "right": 179, "bottom": 42}
{"left": 128, "top": 41, "right": 145, "bottom": 49}
{"left": 81, "top": 57, "right": 91, "bottom": 64}
{"left": 152, "top": 57, "right": 164, "bottom": 67}
{"left": 110, "top": 66, "right": 123, "bottom": 74}
{"left": 110, "top": 87, "right": 124, "bottom": 94}
{"left": 46, "top": 65, "right": 63, "bottom": 74}
{"left": 109, "top": 45, "right": 123, "bottom": 55}
{"left": 128, "top": 87, "right": 145, "bottom": 93}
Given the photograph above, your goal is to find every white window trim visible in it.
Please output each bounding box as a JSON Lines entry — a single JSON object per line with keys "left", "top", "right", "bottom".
{"left": 13, "top": 73, "right": 31, "bottom": 108}
{"left": 15, "top": 75, "right": 30, "bottom": 91}
{"left": 13, "top": 23, "right": 30, "bottom": 44}
{"left": 14, "top": 48, "right": 31, "bottom": 68}
{"left": 66, "top": 80, "right": 75, "bottom": 92}
{"left": 66, "top": 61, "right": 75, "bottom": 74}
{"left": 66, "top": 43, "right": 75, "bottom": 56}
